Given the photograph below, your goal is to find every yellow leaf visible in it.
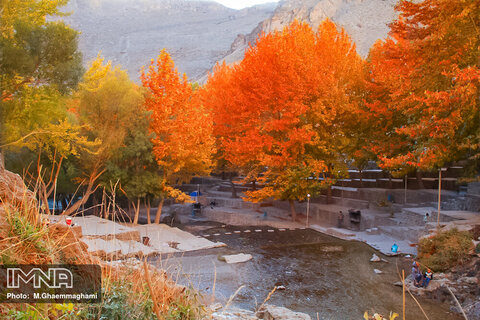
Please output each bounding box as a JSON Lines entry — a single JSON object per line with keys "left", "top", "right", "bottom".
{"left": 390, "top": 312, "right": 399, "bottom": 320}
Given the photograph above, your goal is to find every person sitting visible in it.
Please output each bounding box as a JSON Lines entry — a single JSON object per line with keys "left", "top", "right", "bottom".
{"left": 421, "top": 269, "right": 433, "bottom": 288}
{"left": 412, "top": 262, "right": 423, "bottom": 287}
{"left": 391, "top": 243, "right": 399, "bottom": 254}
{"left": 411, "top": 261, "right": 418, "bottom": 277}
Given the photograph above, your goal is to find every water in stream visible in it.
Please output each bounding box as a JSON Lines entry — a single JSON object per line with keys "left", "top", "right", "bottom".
{"left": 159, "top": 224, "right": 461, "bottom": 320}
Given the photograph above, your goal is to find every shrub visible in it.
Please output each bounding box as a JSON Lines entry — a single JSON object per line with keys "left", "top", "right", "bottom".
{"left": 418, "top": 228, "right": 474, "bottom": 271}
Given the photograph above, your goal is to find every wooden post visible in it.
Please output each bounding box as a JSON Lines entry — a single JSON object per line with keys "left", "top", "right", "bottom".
{"left": 437, "top": 169, "right": 442, "bottom": 228}
{"left": 306, "top": 194, "right": 310, "bottom": 227}
{"left": 404, "top": 174, "right": 407, "bottom": 204}
{"left": 402, "top": 269, "right": 406, "bottom": 320}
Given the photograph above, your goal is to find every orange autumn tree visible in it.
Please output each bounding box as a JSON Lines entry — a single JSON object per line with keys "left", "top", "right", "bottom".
{"left": 366, "top": 0, "right": 480, "bottom": 176}
{"left": 142, "top": 50, "right": 215, "bottom": 223}
{"left": 204, "top": 20, "right": 364, "bottom": 220}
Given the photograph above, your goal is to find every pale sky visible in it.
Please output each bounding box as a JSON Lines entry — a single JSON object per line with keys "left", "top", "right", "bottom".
{"left": 212, "top": 0, "right": 279, "bottom": 10}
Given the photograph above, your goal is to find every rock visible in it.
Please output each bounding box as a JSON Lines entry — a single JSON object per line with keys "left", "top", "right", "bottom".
{"left": 212, "top": 307, "right": 257, "bottom": 320}
{"left": 257, "top": 304, "right": 311, "bottom": 320}
{"left": 459, "top": 277, "right": 478, "bottom": 285}
{"left": 370, "top": 253, "right": 381, "bottom": 262}
{"left": 223, "top": 253, "right": 253, "bottom": 264}
{"left": 465, "top": 300, "right": 480, "bottom": 320}
{"left": 374, "top": 269, "right": 383, "bottom": 274}
{"left": 0, "top": 169, "right": 37, "bottom": 214}
{"left": 222, "top": 0, "right": 398, "bottom": 68}
{"left": 160, "top": 211, "right": 177, "bottom": 225}
{"left": 393, "top": 281, "right": 403, "bottom": 287}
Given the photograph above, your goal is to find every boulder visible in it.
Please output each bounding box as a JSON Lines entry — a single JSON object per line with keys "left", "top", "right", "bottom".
{"left": 370, "top": 253, "right": 381, "bottom": 262}
{"left": 0, "top": 169, "right": 36, "bottom": 213}
{"left": 212, "top": 308, "right": 257, "bottom": 320}
{"left": 223, "top": 253, "right": 253, "bottom": 264}
{"left": 257, "top": 304, "right": 311, "bottom": 320}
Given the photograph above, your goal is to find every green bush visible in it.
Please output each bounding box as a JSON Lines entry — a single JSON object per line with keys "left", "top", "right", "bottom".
{"left": 95, "top": 282, "right": 155, "bottom": 320}
{"left": 418, "top": 228, "right": 473, "bottom": 271}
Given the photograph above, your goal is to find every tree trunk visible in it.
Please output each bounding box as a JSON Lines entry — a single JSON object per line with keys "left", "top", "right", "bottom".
{"left": 251, "top": 180, "right": 256, "bottom": 191}
{"left": 415, "top": 170, "right": 425, "bottom": 189}
{"left": 61, "top": 196, "right": 68, "bottom": 213}
{"left": 41, "top": 184, "right": 51, "bottom": 215}
{"left": 229, "top": 176, "right": 238, "bottom": 198}
{"left": 146, "top": 198, "right": 151, "bottom": 224}
{"left": 326, "top": 185, "right": 332, "bottom": 204}
{"left": 62, "top": 167, "right": 104, "bottom": 216}
{"left": 102, "top": 189, "right": 107, "bottom": 219}
{"left": 154, "top": 198, "right": 164, "bottom": 224}
{"left": 0, "top": 151, "right": 4, "bottom": 171}
{"left": 288, "top": 199, "right": 297, "bottom": 222}
{"left": 133, "top": 198, "right": 140, "bottom": 225}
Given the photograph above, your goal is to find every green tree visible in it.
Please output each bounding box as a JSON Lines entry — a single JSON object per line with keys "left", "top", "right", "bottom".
{"left": 102, "top": 109, "right": 163, "bottom": 224}
{"left": 63, "top": 56, "right": 143, "bottom": 216}
{"left": 0, "top": 0, "right": 83, "bottom": 169}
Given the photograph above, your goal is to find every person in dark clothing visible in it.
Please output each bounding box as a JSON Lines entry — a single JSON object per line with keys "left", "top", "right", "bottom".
{"left": 337, "top": 211, "right": 344, "bottom": 228}
{"left": 209, "top": 199, "right": 217, "bottom": 209}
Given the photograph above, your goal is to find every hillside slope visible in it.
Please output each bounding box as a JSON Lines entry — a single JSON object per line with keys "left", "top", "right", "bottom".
{"left": 61, "top": 0, "right": 276, "bottom": 81}
{"left": 221, "top": 0, "right": 398, "bottom": 67}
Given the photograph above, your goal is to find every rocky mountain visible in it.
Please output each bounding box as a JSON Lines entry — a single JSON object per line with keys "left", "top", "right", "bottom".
{"left": 60, "top": 0, "right": 276, "bottom": 81}
{"left": 221, "top": 0, "right": 398, "bottom": 67}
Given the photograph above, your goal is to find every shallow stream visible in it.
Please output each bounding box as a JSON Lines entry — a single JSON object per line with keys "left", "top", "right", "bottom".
{"left": 160, "top": 224, "right": 461, "bottom": 319}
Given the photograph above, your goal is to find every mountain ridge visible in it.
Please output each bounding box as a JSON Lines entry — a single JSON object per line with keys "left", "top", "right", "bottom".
{"left": 60, "top": 0, "right": 277, "bottom": 81}
{"left": 219, "top": 0, "right": 398, "bottom": 70}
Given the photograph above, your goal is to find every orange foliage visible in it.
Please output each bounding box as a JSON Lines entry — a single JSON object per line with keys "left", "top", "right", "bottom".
{"left": 203, "top": 20, "right": 365, "bottom": 206}
{"left": 141, "top": 50, "right": 215, "bottom": 199}
{"left": 366, "top": 0, "right": 480, "bottom": 173}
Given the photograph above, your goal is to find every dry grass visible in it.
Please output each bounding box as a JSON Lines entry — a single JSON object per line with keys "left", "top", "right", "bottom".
{"left": 0, "top": 171, "right": 206, "bottom": 319}
{"left": 100, "top": 259, "right": 206, "bottom": 319}
{"left": 418, "top": 228, "right": 474, "bottom": 271}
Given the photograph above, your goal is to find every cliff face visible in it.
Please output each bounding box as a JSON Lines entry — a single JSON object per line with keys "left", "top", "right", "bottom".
{"left": 59, "top": 0, "right": 398, "bottom": 83}
{"left": 61, "top": 0, "right": 276, "bottom": 81}
{"left": 221, "top": 0, "right": 398, "bottom": 66}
